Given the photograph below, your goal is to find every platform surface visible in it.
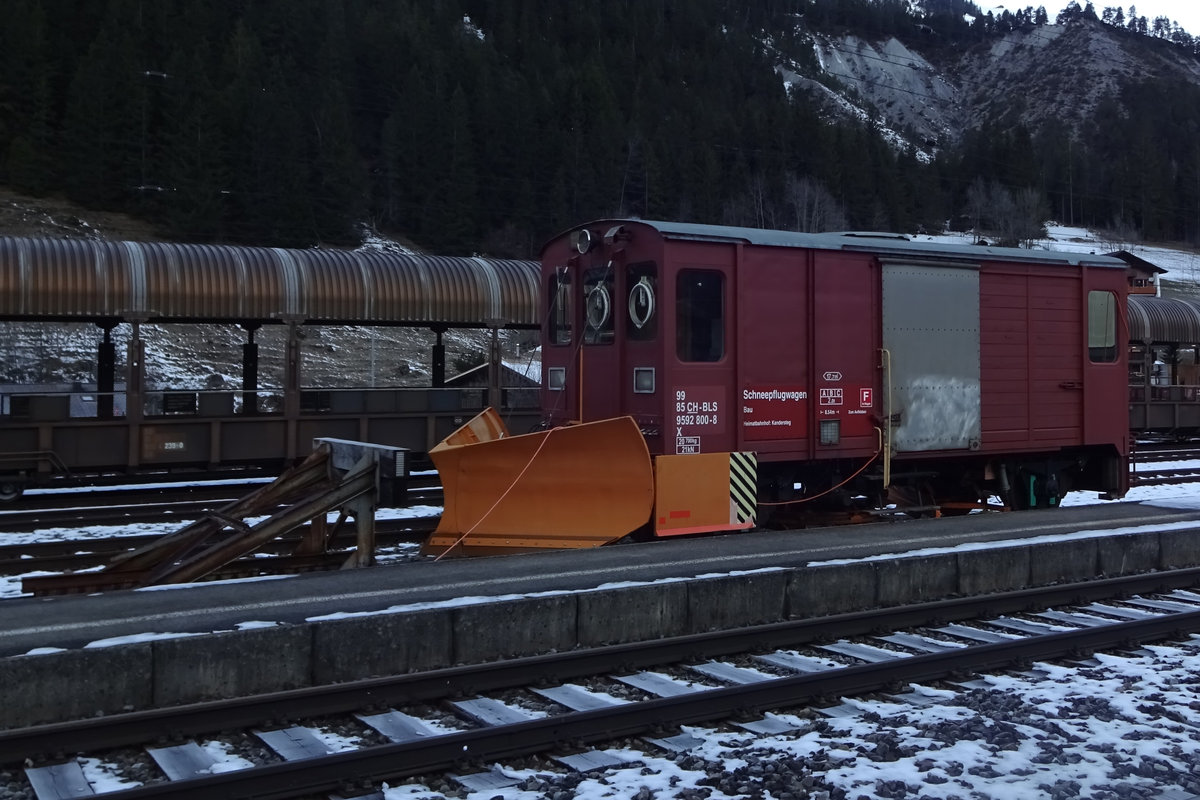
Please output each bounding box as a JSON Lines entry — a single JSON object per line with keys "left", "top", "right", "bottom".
{"left": 0, "top": 500, "right": 1196, "bottom": 656}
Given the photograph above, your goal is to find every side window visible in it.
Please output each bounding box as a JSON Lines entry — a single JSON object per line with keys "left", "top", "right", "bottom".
{"left": 626, "top": 261, "right": 657, "bottom": 342}
{"left": 676, "top": 269, "right": 724, "bottom": 362}
{"left": 1088, "top": 290, "right": 1117, "bottom": 363}
{"left": 583, "top": 266, "right": 615, "bottom": 345}
{"left": 548, "top": 269, "right": 571, "bottom": 346}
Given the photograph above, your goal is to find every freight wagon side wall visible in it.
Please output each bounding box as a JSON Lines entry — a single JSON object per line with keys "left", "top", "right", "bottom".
{"left": 732, "top": 243, "right": 811, "bottom": 460}
{"left": 733, "top": 245, "right": 880, "bottom": 463}
{"left": 976, "top": 260, "right": 1127, "bottom": 456}
{"left": 978, "top": 264, "right": 1082, "bottom": 450}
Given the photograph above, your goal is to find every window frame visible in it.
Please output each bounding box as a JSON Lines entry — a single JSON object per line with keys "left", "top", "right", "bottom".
{"left": 675, "top": 268, "right": 725, "bottom": 363}
{"left": 1087, "top": 290, "right": 1118, "bottom": 364}
{"left": 547, "top": 269, "right": 572, "bottom": 346}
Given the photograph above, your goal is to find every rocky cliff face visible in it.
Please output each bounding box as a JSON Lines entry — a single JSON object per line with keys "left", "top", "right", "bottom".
{"left": 780, "top": 17, "right": 1200, "bottom": 157}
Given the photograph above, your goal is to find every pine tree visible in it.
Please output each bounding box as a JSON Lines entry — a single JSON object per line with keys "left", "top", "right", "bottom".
{"left": 61, "top": 1, "right": 143, "bottom": 208}
{"left": 158, "top": 48, "right": 230, "bottom": 241}
{"left": 306, "top": 3, "right": 367, "bottom": 244}
{"left": 425, "top": 85, "right": 479, "bottom": 253}
{"left": 0, "top": 0, "right": 57, "bottom": 193}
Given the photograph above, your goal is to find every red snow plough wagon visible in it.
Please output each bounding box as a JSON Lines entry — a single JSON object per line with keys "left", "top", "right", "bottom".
{"left": 425, "top": 219, "right": 1133, "bottom": 556}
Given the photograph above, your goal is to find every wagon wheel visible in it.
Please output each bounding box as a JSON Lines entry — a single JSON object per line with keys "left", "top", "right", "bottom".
{"left": 887, "top": 482, "right": 936, "bottom": 518}
{"left": 1005, "top": 469, "right": 1037, "bottom": 511}
{"left": 0, "top": 479, "right": 24, "bottom": 503}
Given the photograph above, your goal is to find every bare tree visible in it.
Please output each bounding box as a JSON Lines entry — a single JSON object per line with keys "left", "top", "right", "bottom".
{"left": 987, "top": 182, "right": 1019, "bottom": 245}
{"left": 963, "top": 180, "right": 1046, "bottom": 247}
{"left": 722, "top": 172, "right": 783, "bottom": 229}
{"left": 1012, "top": 187, "right": 1049, "bottom": 248}
{"left": 964, "top": 177, "right": 989, "bottom": 242}
{"left": 1098, "top": 215, "right": 1140, "bottom": 249}
{"left": 783, "top": 173, "right": 847, "bottom": 232}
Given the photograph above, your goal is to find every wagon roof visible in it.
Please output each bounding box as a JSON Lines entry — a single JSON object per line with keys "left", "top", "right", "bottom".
{"left": 559, "top": 219, "right": 1128, "bottom": 270}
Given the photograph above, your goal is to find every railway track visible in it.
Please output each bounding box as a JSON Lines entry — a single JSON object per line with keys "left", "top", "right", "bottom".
{"left": 0, "top": 479, "right": 442, "bottom": 532}
{"left": 0, "top": 477, "right": 444, "bottom": 595}
{"left": 1128, "top": 442, "right": 1200, "bottom": 486}
{"left": 1131, "top": 465, "right": 1200, "bottom": 486}
{"left": 2, "top": 483, "right": 261, "bottom": 511}
{"left": 0, "top": 520, "right": 436, "bottom": 577}
{"left": 1131, "top": 442, "right": 1200, "bottom": 463}
{"left": 6, "top": 567, "right": 1200, "bottom": 799}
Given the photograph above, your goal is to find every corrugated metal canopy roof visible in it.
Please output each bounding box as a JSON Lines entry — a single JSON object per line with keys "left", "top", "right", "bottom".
{"left": 0, "top": 237, "right": 540, "bottom": 327}
{"left": 1128, "top": 295, "right": 1200, "bottom": 344}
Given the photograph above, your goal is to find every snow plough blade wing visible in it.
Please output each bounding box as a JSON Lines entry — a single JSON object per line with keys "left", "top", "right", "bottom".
{"left": 423, "top": 409, "right": 654, "bottom": 557}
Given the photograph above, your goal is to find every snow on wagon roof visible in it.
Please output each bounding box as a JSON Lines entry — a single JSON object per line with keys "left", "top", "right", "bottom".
{"left": 607, "top": 219, "right": 1128, "bottom": 269}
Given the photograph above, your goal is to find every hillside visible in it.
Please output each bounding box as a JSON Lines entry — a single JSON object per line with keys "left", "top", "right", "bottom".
{"left": 3, "top": 1, "right": 1200, "bottom": 254}
{"left": 793, "top": 16, "right": 1200, "bottom": 157}
{"left": 0, "top": 187, "right": 162, "bottom": 241}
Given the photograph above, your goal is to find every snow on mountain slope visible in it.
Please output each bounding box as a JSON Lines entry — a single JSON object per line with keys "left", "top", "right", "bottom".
{"left": 779, "top": 16, "right": 1200, "bottom": 155}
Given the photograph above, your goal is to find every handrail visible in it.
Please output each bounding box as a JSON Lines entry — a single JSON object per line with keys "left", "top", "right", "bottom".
{"left": 880, "top": 347, "right": 892, "bottom": 488}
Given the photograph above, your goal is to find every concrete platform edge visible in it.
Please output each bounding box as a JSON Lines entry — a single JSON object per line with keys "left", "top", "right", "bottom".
{"left": 1, "top": 529, "right": 1194, "bottom": 728}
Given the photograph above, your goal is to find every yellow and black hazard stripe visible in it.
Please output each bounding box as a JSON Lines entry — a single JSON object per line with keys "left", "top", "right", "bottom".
{"left": 729, "top": 452, "right": 757, "bottom": 525}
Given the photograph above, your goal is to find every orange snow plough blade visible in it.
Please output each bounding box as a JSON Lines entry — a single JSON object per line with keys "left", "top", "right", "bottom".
{"left": 423, "top": 409, "right": 654, "bottom": 557}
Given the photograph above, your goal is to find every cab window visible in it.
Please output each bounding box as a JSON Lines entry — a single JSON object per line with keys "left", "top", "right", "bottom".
{"left": 676, "top": 269, "right": 724, "bottom": 362}
{"left": 1088, "top": 290, "right": 1117, "bottom": 363}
